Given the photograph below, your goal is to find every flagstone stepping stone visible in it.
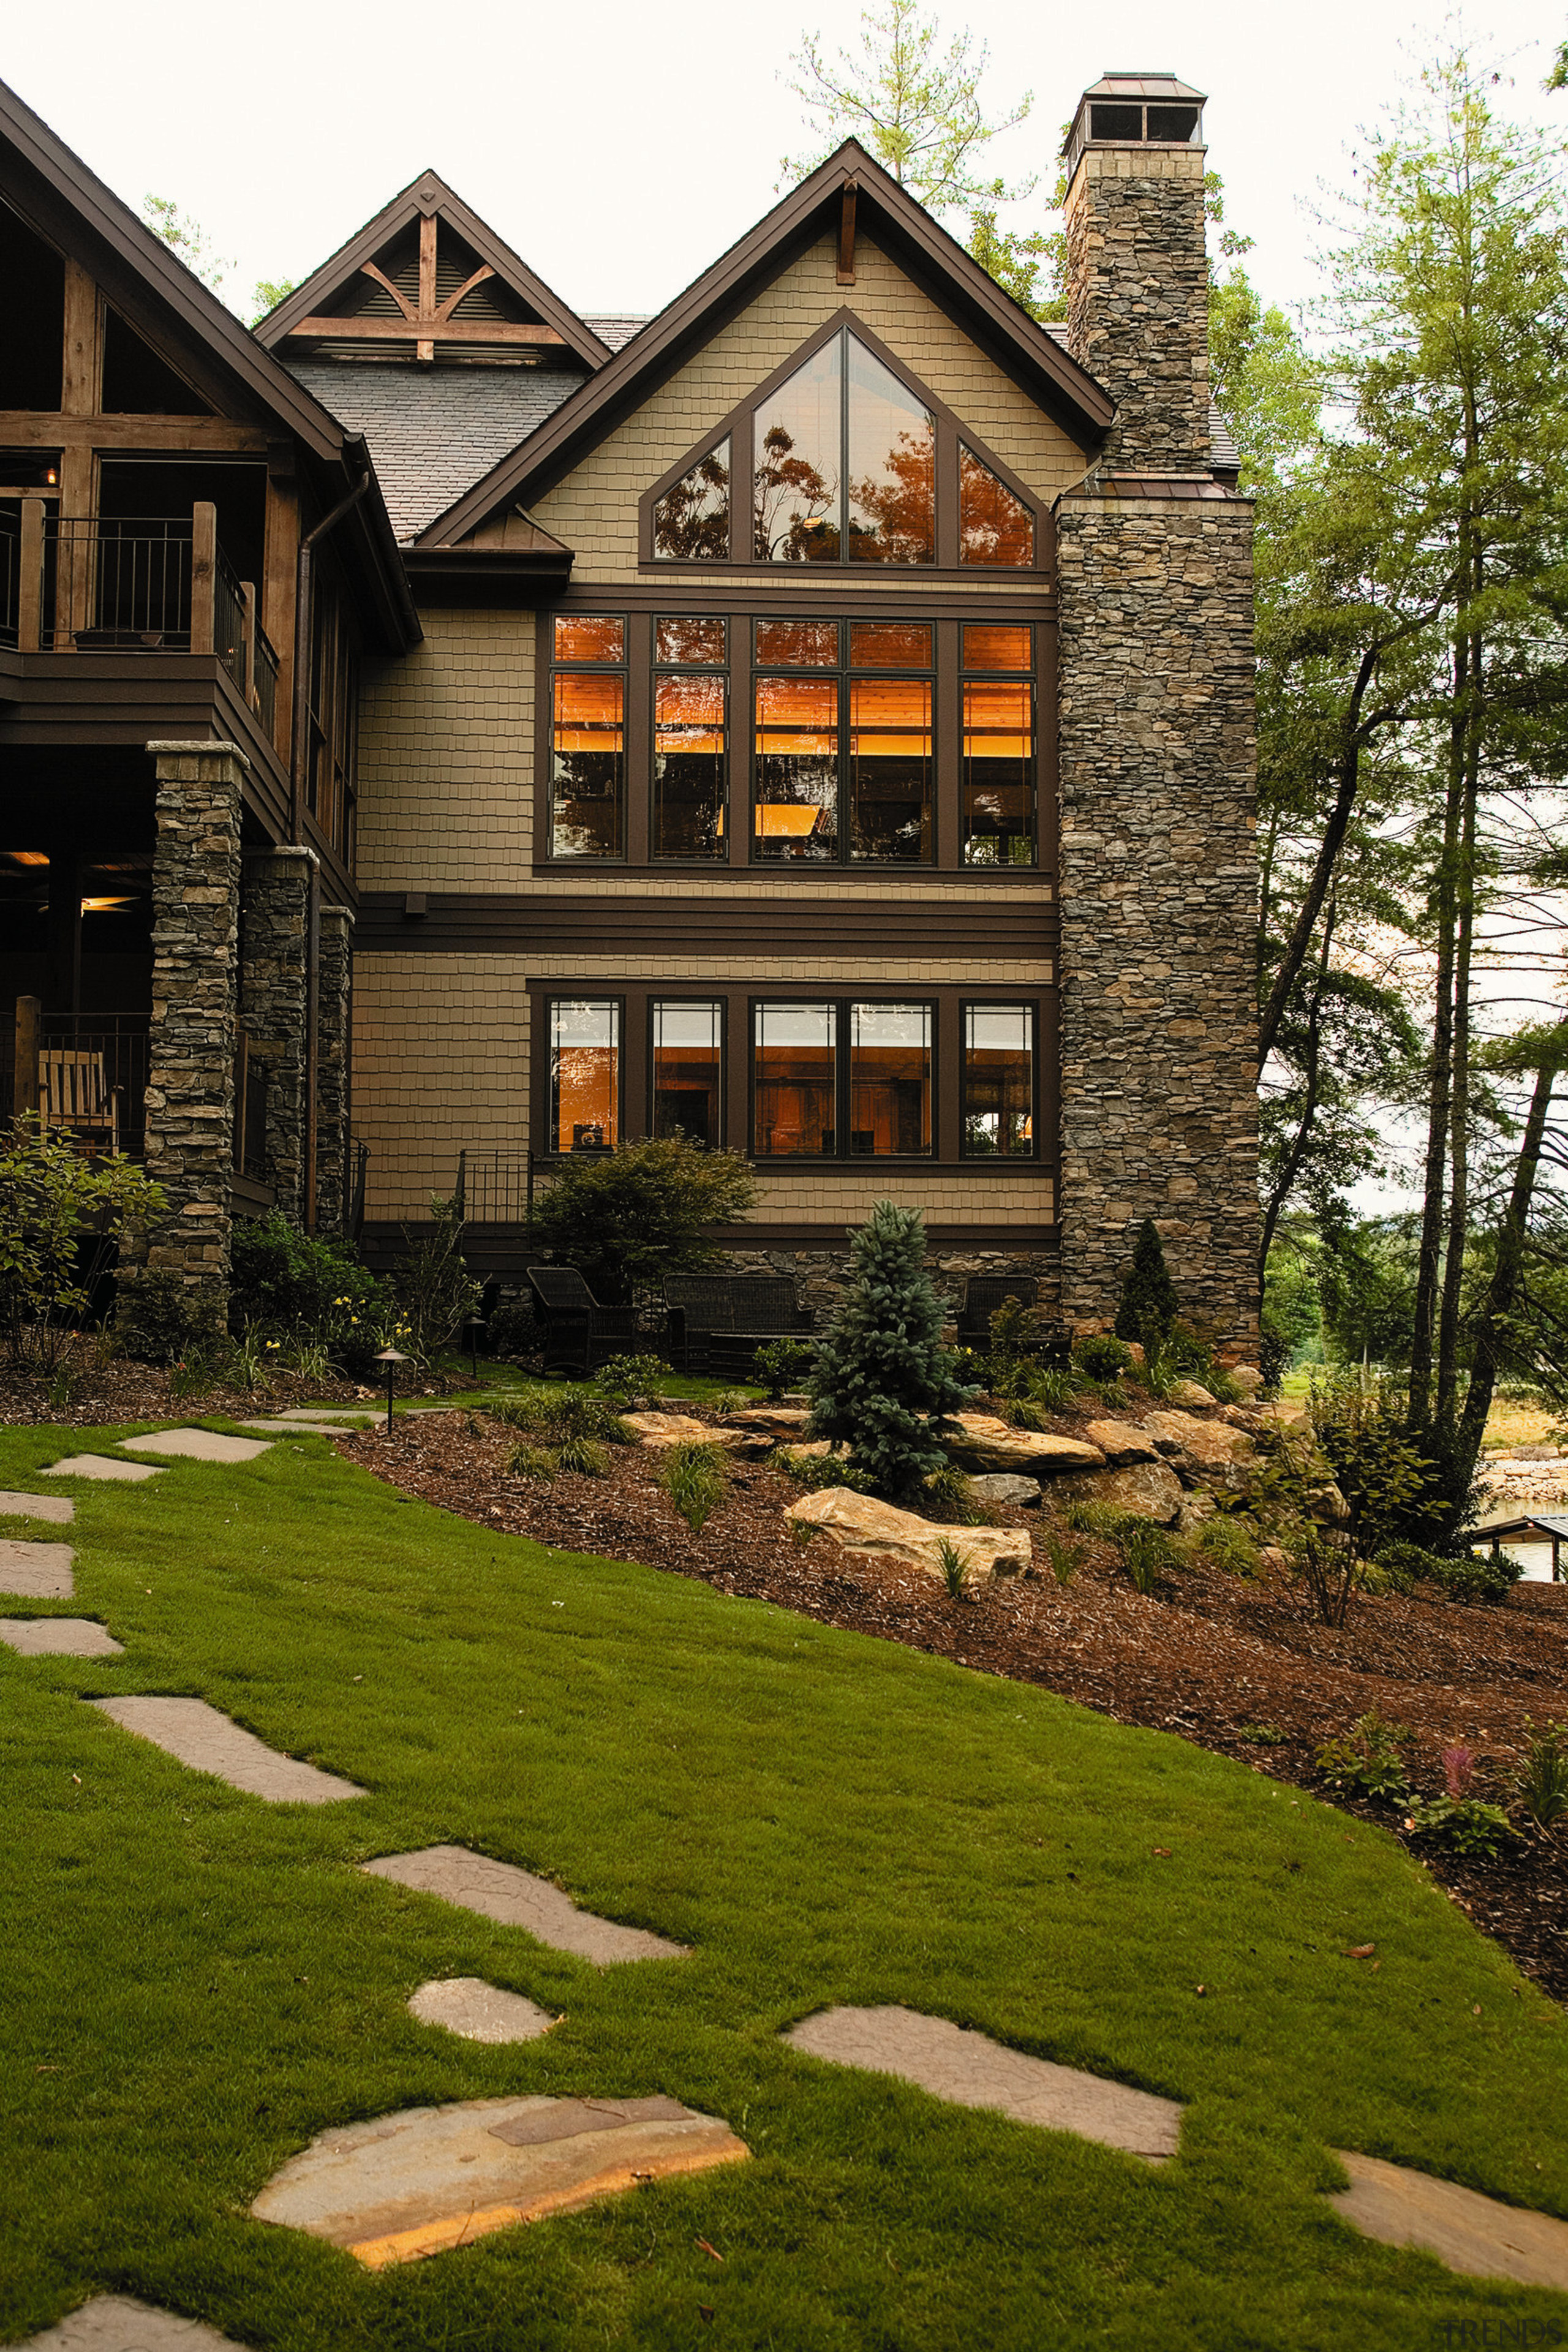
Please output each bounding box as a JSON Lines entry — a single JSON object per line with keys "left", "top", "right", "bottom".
{"left": 119, "top": 1430, "right": 271, "bottom": 1464}
{"left": 782, "top": 2005, "right": 1182, "bottom": 2163}
{"left": 0, "top": 1490, "right": 74, "bottom": 1524}
{"left": 0, "top": 1542, "right": 75, "bottom": 1599}
{"left": 408, "top": 1978, "right": 557, "bottom": 2043}
{"left": 1327, "top": 2150, "right": 1568, "bottom": 2290}
{"left": 88, "top": 1697, "right": 364, "bottom": 1803}
{"left": 362, "top": 1845, "right": 687, "bottom": 1962}
{"left": 0, "top": 1618, "right": 121, "bottom": 1657}
{"left": 11, "top": 2294, "right": 241, "bottom": 2347}
{"left": 272, "top": 1407, "right": 378, "bottom": 1423}
{"left": 235, "top": 1419, "right": 343, "bottom": 1435}
{"left": 42, "top": 1455, "right": 160, "bottom": 1483}
{"left": 251, "top": 2092, "right": 748, "bottom": 2269}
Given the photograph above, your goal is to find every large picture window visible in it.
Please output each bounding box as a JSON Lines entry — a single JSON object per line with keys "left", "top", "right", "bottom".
{"left": 753, "top": 619, "right": 933, "bottom": 865}
{"left": 549, "top": 998, "right": 620, "bottom": 1152}
{"left": 962, "top": 1002, "right": 1035, "bottom": 1156}
{"left": 753, "top": 998, "right": 932, "bottom": 1158}
{"left": 549, "top": 616, "right": 625, "bottom": 859}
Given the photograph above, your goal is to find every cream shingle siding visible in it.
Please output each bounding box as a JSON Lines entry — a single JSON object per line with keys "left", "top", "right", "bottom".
{"left": 522, "top": 233, "right": 1087, "bottom": 577}
{"left": 356, "top": 609, "right": 534, "bottom": 891}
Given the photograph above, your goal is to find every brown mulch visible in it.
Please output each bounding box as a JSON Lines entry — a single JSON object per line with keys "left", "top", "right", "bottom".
{"left": 0, "top": 1355, "right": 450, "bottom": 1428}
{"left": 338, "top": 1401, "right": 1568, "bottom": 2005}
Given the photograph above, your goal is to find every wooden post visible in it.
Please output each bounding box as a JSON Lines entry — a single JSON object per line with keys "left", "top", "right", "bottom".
{"left": 17, "top": 498, "right": 42, "bottom": 653}
{"left": 13, "top": 995, "right": 40, "bottom": 1118}
{"left": 240, "top": 579, "right": 257, "bottom": 704}
{"left": 59, "top": 261, "right": 99, "bottom": 650}
{"left": 263, "top": 461, "right": 296, "bottom": 755}
{"left": 190, "top": 501, "right": 217, "bottom": 655}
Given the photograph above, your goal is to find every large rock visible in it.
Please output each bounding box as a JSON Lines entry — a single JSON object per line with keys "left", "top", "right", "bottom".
{"left": 724, "top": 1406, "right": 812, "bottom": 1434}
{"left": 968, "top": 1473, "right": 1042, "bottom": 1506}
{"left": 1142, "top": 1411, "right": 1255, "bottom": 1471}
{"left": 1050, "top": 1461, "right": 1185, "bottom": 1527}
{"left": 1229, "top": 1365, "right": 1265, "bottom": 1396}
{"left": 622, "top": 1412, "right": 745, "bottom": 1450}
{"left": 1169, "top": 1379, "right": 1218, "bottom": 1411}
{"left": 940, "top": 1413, "right": 1104, "bottom": 1477}
{"left": 1081, "top": 1419, "right": 1160, "bottom": 1466}
{"left": 785, "top": 1487, "right": 1031, "bottom": 1586}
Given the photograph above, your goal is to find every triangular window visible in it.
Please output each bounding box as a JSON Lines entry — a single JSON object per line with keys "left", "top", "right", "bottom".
{"left": 652, "top": 436, "right": 731, "bottom": 559}
{"left": 101, "top": 310, "right": 212, "bottom": 416}
{"left": 960, "top": 445, "right": 1033, "bottom": 567}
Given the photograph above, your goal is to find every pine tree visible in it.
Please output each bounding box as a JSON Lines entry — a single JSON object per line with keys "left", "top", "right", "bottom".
{"left": 1114, "top": 1219, "right": 1182, "bottom": 1345}
{"left": 806, "top": 1200, "right": 975, "bottom": 1503}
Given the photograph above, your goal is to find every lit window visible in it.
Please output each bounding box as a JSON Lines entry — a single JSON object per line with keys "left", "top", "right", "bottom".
{"left": 959, "top": 446, "right": 1033, "bottom": 567}
{"left": 753, "top": 621, "right": 935, "bottom": 866}
{"left": 753, "top": 330, "right": 934, "bottom": 565}
{"left": 550, "top": 999, "right": 619, "bottom": 1152}
{"left": 753, "top": 340, "right": 842, "bottom": 562}
{"left": 850, "top": 1002, "right": 931, "bottom": 1155}
{"left": 656, "top": 616, "right": 726, "bottom": 664}
{"left": 551, "top": 671, "right": 624, "bottom": 858}
{"left": 652, "top": 1001, "right": 723, "bottom": 1146}
{"left": 554, "top": 614, "right": 624, "bottom": 662}
{"left": 847, "top": 337, "right": 935, "bottom": 564}
{"left": 753, "top": 1003, "right": 837, "bottom": 1156}
{"left": 849, "top": 676, "right": 931, "bottom": 862}
{"left": 652, "top": 439, "right": 730, "bottom": 560}
{"left": 962, "top": 625, "right": 1035, "bottom": 867}
{"left": 962, "top": 1005, "right": 1035, "bottom": 1156}
{"left": 654, "top": 671, "right": 726, "bottom": 859}
{"left": 754, "top": 673, "right": 838, "bottom": 860}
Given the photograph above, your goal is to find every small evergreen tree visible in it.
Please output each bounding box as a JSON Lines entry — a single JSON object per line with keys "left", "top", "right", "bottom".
{"left": 1114, "top": 1218, "right": 1182, "bottom": 1345}
{"left": 806, "top": 1200, "right": 976, "bottom": 1504}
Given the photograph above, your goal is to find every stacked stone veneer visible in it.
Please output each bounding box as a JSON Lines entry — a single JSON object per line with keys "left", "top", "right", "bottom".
{"left": 315, "top": 904, "right": 353, "bottom": 1234}
{"left": 134, "top": 744, "right": 245, "bottom": 1300}
{"left": 1065, "top": 145, "right": 1211, "bottom": 471}
{"left": 239, "top": 846, "right": 314, "bottom": 1221}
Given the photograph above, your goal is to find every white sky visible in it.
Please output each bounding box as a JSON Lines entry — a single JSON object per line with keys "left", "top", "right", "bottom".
{"left": 2, "top": 0, "right": 1562, "bottom": 323}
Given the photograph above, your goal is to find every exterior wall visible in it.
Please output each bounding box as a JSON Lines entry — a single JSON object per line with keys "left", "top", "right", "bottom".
{"left": 1055, "top": 491, "right": 1258, "bottom": 1351}
{"left": 356, "top": 608, "right": 535, "bottom": 891}
{"left": 1063, "top": 146, "right": 1210, "bottom": 472}
{"left": 523, "top": 232, "right": 1089, "bottom": 575}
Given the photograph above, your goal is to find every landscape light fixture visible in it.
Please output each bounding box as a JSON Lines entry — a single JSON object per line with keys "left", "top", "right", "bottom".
{"left": 462, "top": 1314, "right": 485, "bottom": 1380}
{"left": 374, "top": 1347, "right": 410, "bottom": 1433}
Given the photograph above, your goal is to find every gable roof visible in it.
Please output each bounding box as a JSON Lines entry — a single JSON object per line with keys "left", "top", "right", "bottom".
{"left": 413, "top": 140, "right": 1116, "bottom": 550}
{"left": 255, "top": 171, "right": 610, "bottom": 372}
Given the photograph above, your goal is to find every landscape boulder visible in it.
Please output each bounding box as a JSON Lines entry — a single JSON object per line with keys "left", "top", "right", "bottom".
{"left": 1081, "top": 1419, "right": 1160, "bottom": 1467}
{"left": 1142, "top": 1411, "right": 1256, "bottom": 1472}
{"left": 1229, "top": 1365, "right": 1265, "bottom": 1396}
{"left": 724, "top": 1406, "right": 812, "bottom": 1434}
{"left": 785, "top": 1487, "right": 1031, "bottom": 1586}
{"left": 1170, "top": 1379, "right": 1218, "bottom": 1411}
{"left": 940, "top": 1414, "right": 1104, "bottom": 1477}
{"left": 968, "top": 1473, "right": 1042, "bottom": 1506}
{"left": 1051, "top": 1460, "right": 1185, "bottom": 1528}
{"left": 622, "top": 1412, "right": 748, "bottom": 1451}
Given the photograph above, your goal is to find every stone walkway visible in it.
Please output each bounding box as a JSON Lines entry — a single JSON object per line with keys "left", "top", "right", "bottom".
{"left": 89, "top": 1698, "right": 364, "bottom": 1805}
{"left": 407, "top": 1978, "right": 556, "bottom": 2043}
{"left": 42, "top": 1456, "right": 159, "bottom": 1483}
{"left": 0, "top": 1491, "right": 74, "bottom": 1524}
{"left": 0, "top": 1540, "right": 75, "bottom": 1599}
{"left": 13, "top": 2297, "right": 238, "bottom": 2348}
{"left": 1329, "top": 2151, "right": 1568, "bottom": 2292}
{"left": 1, "top": 1619, "right": 122, "bottom": 1658}
{"left": 363, "top": 1845, "right": 687, "bottom": 1963}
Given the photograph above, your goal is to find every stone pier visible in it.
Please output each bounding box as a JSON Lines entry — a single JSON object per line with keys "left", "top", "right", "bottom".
{"left": 314, "top": 903, "right": 353, "bottom": 1233}
{"left": 238, "top": 845, "right": 315, "bottom": 1220}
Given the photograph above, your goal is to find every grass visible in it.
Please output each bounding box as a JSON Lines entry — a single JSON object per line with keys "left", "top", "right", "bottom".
{"left": 2, "top": 1416, "right": 1568, "bottom": 2349}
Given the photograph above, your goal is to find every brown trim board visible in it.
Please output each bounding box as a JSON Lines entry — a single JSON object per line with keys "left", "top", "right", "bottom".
{"left": 355, "top": 891, "right": 1057, "bottom": 957}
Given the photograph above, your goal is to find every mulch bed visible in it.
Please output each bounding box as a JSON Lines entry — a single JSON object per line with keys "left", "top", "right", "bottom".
{"left": 339, "top": 1401, "right": 1568, "bottom": 2005}
{"left": 0, "top": 1356, "right": 449, "bottom": 1428}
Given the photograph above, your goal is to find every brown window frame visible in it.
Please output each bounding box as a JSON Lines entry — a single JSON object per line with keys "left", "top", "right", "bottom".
{"left": 546, "top": 614, "right": 629, "bottom": 864}
{"left": 750, "top": 995, "right": 938, "bottom": 1161}
{"left": 959, "top": 998, "right": 1040, "bottom": 1161}
{"left": 637, "top": 310, "right": 1046, "bottom": 576}
{"left": 648, "top": 994, "right": 728, "bottom": 1146}
{"left": 542, "top": 991, "right": 625, "bottom": 1157}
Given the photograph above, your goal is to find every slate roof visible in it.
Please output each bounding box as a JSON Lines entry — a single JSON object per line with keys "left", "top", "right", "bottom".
{"left": 285, "top": 360, "right": 590, "bottom": 543}
{"left": 582, "top": 315, "right": 650, "bottom": 352}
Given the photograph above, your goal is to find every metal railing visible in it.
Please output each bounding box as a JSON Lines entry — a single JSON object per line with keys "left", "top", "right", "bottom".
{"left": 4, "top": 1009, "right": 152, "bottom": 1158}
{"left": 347, "top": 1137, "right": 369, "bottom": 1240}
{"left": 253, "top": 619, "right": 280, "bottom": 740}
{"left": 454, "top": 1147, "right": 535, "bottom": 1224}
{"left": 214, "top": 543, "right": 246, "bottom": 696}
{"left": 41, "top": 514, "right": 193, "bottom": 650}
{"left": 0, "top": 524, "right": 17, "bottom": 649}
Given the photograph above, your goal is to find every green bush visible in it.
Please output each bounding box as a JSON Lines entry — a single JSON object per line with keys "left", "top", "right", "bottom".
{"left": 1315, "top": 1711, "right": 1412, "bottom": 1802}
{"left": 508, "top": 1444, "right": 558, "bottom": 1480}
{"left": 660, "top": 1441, "right": 728, "bottom": 1533}
{"left": 0, "top": 1116, "right": 166, "bottom": 1374}
{"left": 1119, "top": 1521, "right": 1186, "bottom": 1595}
{"left": 556, "top": 1434, "right": 611, "bottom": 1477}
{"left": 1074, "top": 1333, "right": 1134, "bottom": 1383}
{"left": 774, "top": 1448, "right": 870, "bottom": 1492}
{"left": 1404, "top": 1795, "right": 1516, "bottom": 1858}
{"left": 390, "top": 1194, "right": 481, "bottom": 1362}
{"left": 752, "top": 1337, "right": 813, "bottom": 1400}
{"left": 594, "top": 1352, "right": 669, "bottom": 1406}
{"left": 1310, "top": 1371, "right": 1464, "bottom": 1553}
{"left": 935, "top": 1536, "right": 973, "bottom": 1599}
{"left": 806, "top": 1202, "right": 977, "bottom": 1504}
{"left": 1195, "top": 1518, "right": 1262, "bottom": 1578}
{"left": 488, "top": 1301, "right": 546, "bottom": 1360}
{"left": 1514, "top": 1721, "right": 1568, "bottom": 1834}
{"left": 1114, "top": 1218, "right": 1180, "bottom": 1347}
{"left": 116, "top": 1269, "right": 222, "bottom": 1368}
{"left": 529, "top": 1134, "right": 758, "bottom": 1302}
{"left": 229, "top": 1212, "right": 388, "bottom": 1374}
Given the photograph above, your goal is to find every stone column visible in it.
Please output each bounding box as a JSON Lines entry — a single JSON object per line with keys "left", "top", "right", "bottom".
{"left": 314, "top": 903, "right": 353, "bottom": 1235}
{"left": 133, "top": 741, "right": 246, "bottom": 1308}
{"left": 1054, "top": 490, "right": 1259, "bottom": 1354}
{"left": 238, "top": 845, "right": 315, "bottom": 1222}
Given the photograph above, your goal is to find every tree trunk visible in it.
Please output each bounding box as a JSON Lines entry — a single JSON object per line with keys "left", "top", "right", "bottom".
{"left": 1258, "top": 896, "right": 1336, "bottom": 1281}
{"left": 1436, "top": 643, "right": 1481, "bottom": 1428}
{"left": 1408, "top": 751, "right": 1463, "bottom": 1427}
{"left": 1454, "top": 1054, "right": 1562, "bottom": 1494}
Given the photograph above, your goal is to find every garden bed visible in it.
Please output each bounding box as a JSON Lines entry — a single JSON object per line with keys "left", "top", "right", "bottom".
{"left": 340, "top": 1399, "right": 1568, "bottom": 2003}
{"left": 0, "top": 1354, "right": 452, "bottom": 1428}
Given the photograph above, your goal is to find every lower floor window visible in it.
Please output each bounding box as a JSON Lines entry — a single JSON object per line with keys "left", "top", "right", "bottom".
{"left": 962, "top": 1003, "right": 1035, "bottom": 1154}
{"left": 652, "top": 998, "right": 723, "bottom": 1145}
{"left": 753, "top": 999, "right": 932, "bottom": 1157}
{"left": 550, "top": 998, "right": 619, "bottom": 1152}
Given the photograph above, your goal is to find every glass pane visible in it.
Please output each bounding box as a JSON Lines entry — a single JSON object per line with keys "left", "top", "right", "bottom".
{"left": 654, "top": 672, "right": 726, "bottom": 860}
{"left": 652, "top": 439, "right": 730, "bottom": 560}
{"left": 847, "top": 335, "right": 935, "bottom": 564}
{"left": 756, "top": 619, "right": 838, "bottom": 666}
{"left": 652, "top": 1000, "right": 723, "bottom": 1146}
{"left": 959, "top": 447, "right": 1033, "bottom": 567}
{"left": 962, "top": 679, "right": 1035, "bottom": 867}
{"left": 551, "top": 672, "right": 625, "bottom": 858}
{"left": 962, "top": 623, "right": 1031, "bottom": 671}
{"left": 656, "top": 616, "right": 726, "bottom": 664}
{"left": 554, "top": 614, "right": 624, "bottom": 662}
{"left": 848, "top": 621, "right": 932, "bottom": 669}
{"left": 753, "top": 337, "right": 841, "bottom": 562}
{"left": 754, "top": 674, "right": 838, "bottom": 861}
{"left": 849, "top": 677, "right": 931, "bottom": 863}
{"left": 963, "top": 1004, "right": 1034, "bottom": 1156}
{"left": 850, "top": 1002, "right": 931, "bottom": 1155}
{"left": 551, "top": 999, "right": 619, "bottom": 1153}
{"left": 753, "top": 1002, "right": 836, "bottom": 1156}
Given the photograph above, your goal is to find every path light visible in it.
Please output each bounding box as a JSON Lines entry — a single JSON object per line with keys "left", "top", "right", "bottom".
{"left": 462, "top": 1314, "right": 485, "bottom": 1382}
{"left": 375, "top": 1348, "right": 410, "bottom": 1434}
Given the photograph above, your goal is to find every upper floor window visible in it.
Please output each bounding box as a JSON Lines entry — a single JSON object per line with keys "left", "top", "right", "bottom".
{"left": 646, "top": 315, "right": 1039, "bottom": 571}
{"left": 549, "top": 614, "right": 625, "bottom": 859}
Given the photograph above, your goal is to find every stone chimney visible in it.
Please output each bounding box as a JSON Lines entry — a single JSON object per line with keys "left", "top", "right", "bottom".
{"left": 1062, "top": 72, "right": 1210, "bottom": 472}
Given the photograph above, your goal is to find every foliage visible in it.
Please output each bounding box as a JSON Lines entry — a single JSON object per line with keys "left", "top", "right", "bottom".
{"left": 1119, "top": 1522, "right": 1185, "bottom": 1597}
{"left": 1513, "top": 1721, "right": 1568, "bottom": 1834}
{"left": 1426, "top": 1549, "right": 1523, "bottom": 1607}
{"left": 1195, "top": 1518, "right": 1262, "bottom": 1579}
{"left": 752, "top": 1337, "right": 814, "bottom": 1400}
{"left": 492, "top": 1386, "right": 636, "bottom": 1450}
{"left": 806, "top": 1202, "right": 976, "bottom": 1502}
{"left": 528, "top": 1136, "right": 758, "bottom": 1303}
{"left": 593, "top": 1352, "right": 669, "bottom": 1406}
{"left": 1309, "top": 1371, "right": 1452, "bottom": 1554}
{"left": 390, "top": 1194, "right": 481, "bottom": 1363}
{"left": 1293, "top": 1526, "right": 1362, "bottom": 1628}
{"left": 1073, "top": 1333, "right": 1133, "bottom": 1384}
{"left": 775, "top": 1447, "right": 872, "bottom": 1493}
{"left": 921, "top": 1464, "right": 980, "bottom": 1525}
{"left": 228, "top": 1212, "right": 388, "bottom": 1376}
{"left": 0, "top": 1118, "right": 166, "bottom": 1374}
{"left": 1404, "top": 1792, "right": 1517, "bottom": 1858}
{"left": 507, "top": 1444, "right": 557, "bottom": 1481}
{"left": 1236, "top": 1722, "right": 1287, "bottom": 1746}
{"left": 113, "top": 1269, "right": 220, "bottom": 1371}
{"left": 555, "top": 1434, "right": 611, "bottom": 1477}
{"left": 1043, "top": 1531, "right": 1080, "bottom": 1586}
{"left": 1114, "top": 1219, "right": 1182, "bottom": 1347}
{"left": 249, "top": 277, "right": 297, "bottom": 324}
{"left": 1316, "top": 1711, "right": 1414, "bottom": 1801}
{"left": 660, "top": 1442, "right": 728, "bottom": 1534}
{"left": 487, "top": 1300, "right": 546, "bottom": 1361}
{"left": 934, "top": 1536, "right": 973, "bottom": 1600}
{"left": 142, "top": 194, "right": 233, "bottom": 294}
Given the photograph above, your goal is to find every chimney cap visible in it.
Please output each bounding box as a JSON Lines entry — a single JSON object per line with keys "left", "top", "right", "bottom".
{"left": 1064, "top": 72, "right": 1207, "bottom": 181}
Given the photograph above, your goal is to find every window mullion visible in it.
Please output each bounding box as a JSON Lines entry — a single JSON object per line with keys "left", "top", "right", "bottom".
{"left": 837, "top": 998, "right": 850, "bottom": 1161}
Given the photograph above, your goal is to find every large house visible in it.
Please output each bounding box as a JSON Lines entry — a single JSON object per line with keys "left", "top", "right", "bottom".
{"left": 0, "top": 70, "right": 1259, "bottom": 1351}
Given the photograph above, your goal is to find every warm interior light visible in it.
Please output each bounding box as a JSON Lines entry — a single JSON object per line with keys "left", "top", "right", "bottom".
{"left": 80, "top": 896, "right": 135, "bottom": 913}
{"left": 7, "top": 850, "right": 49, "bottom": 867}
{"left": 45, "top": 468, "right": 58, "bottom": 486}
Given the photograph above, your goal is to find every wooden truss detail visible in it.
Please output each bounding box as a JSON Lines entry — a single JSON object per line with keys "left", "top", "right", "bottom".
{"left": 292, "top": 211, "right": 562, "bottom": 360}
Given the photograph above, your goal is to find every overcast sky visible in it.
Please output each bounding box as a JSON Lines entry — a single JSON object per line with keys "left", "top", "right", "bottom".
{"left": 3, "top": 0, "right": 1562, "bottom": 325}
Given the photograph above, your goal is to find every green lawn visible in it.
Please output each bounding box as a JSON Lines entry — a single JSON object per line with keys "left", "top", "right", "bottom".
{"left": 3, "top": 1417, "right": 1566, "bottom": 2350}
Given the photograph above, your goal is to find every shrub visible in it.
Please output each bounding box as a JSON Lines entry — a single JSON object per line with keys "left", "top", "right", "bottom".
{"left": 1114, "top": 1218, "right": 1180, "bottom": 1347}
{"left": 493, "top": 1385, "right": 636, "bottom": 1447}
{"left": 556, "top": 1434, "right": 611, "bottom": 1477}
{"left": 1292, "top": 1525, "right": 1360, "bottom": 1627}
{"left": 935, "top": 1536, "right": 973, "bottom": 1599}
{"left": 488, "top": 1300, "right": 546, "bottom": 1361}
{"left": 1430, "top": 1550, "right": 1524, "bottom": 1607}
{"left": 1074, "top": 1333, "right": 1133, "bottom": 1383}
{"left": 660, "top": 1441, "right": 728, "bottom": 1533}
{"left": 1119, "top": 1521, "right": 1185, "bottom": 1596}
{"left": 228, "top": 1211, "right": 388, "bottom": 1375}
{"left": 0, "top": 1117, "right": 165, "bottom": 1374}
{"left": 806, "top": 1202, "right": 977, "bottom": 1504}
{"left": 1309, "top": 1372, "right": 1453, "bottom": 1554}
{"left": 752, "top": 1336, "right": 813, "bottom": 1400}
{"left": 1404, "top": 1793, "right": 1516, "bottom": 1858}
{"left": 529, "top": 1135, "right": 758, "bottom": 1302}
{"left": 508, "top": 1444, "right": 557, "bottom": 1480}
{"left": 1236, "top": 1722, "right": 1286, "bottom": 1746}
{"left": 1514, "top": 1721, "right": 1568, "bottom": 1834}
{"left": 116, "top": 1268, "right": 222, "bottom": 1368}
{"left": 1195, "top": 1518, "right": 1261, "bottom": 1578}
{"left": 1315, "top": 1710, "right": 1412, "bottom": 1802}
{"left": 774, "top": 1447, "right": 870, "bottom": 1492}
{"left": 594, "top": 1352, "right": 668, "bottom": 1407}
{"left": 390, "top": 1194, "right": 481, "bottom": 1362}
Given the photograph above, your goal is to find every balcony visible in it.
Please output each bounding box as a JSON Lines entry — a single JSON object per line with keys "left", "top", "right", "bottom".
{"left": 0, "top": 498, "right": 284, "bottom": 773}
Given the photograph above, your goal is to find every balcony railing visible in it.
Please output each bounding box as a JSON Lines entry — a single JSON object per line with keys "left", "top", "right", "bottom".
{"left": 4, "top": 1009, "right": 151, "bottom": 1158}
{"left": 5, "top": 499, "right": 284, "bottom": 756}
{"left": 454, "top": 1147, "right": 536, "bottom": 1225}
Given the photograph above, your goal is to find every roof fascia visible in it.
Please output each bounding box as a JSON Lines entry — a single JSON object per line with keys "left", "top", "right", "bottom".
{"left": 416, "top": 141, "right": 1113, "bottom": 549}
{"left": 0, "top": 76, "right": 353, "bottom": 465}
{"left": 255, "top": 170, "right": 609, "bottom": 372}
